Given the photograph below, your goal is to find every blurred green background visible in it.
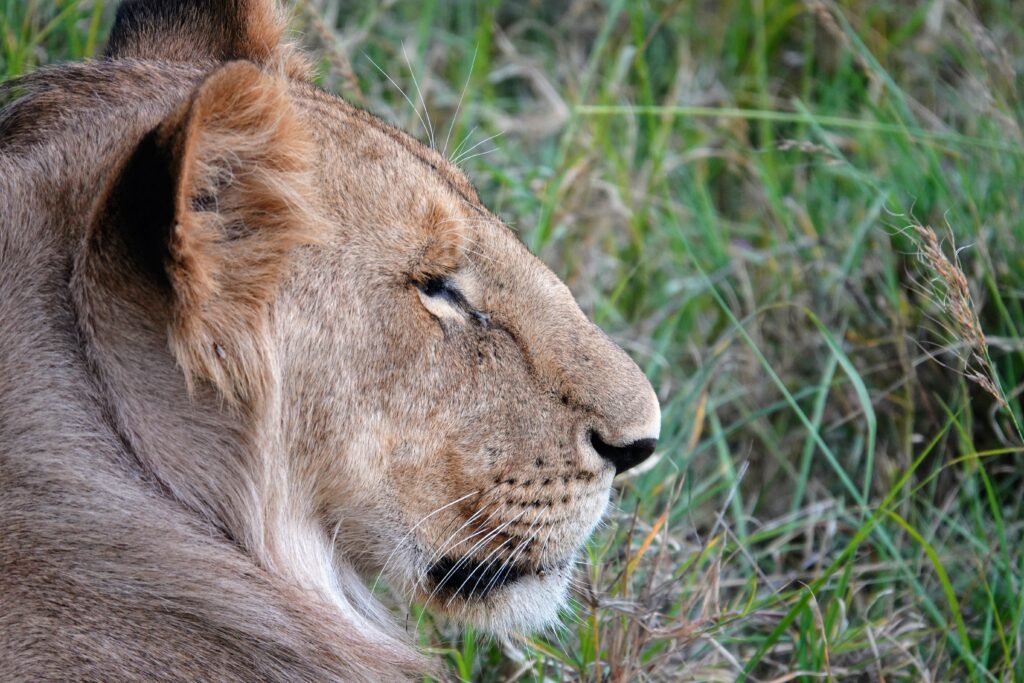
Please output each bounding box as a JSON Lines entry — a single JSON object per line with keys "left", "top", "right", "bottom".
{"left": 5, "top": 1, "right": 1024, "bottom": 680}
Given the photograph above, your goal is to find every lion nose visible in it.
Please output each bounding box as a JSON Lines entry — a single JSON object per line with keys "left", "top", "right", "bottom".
{"left": 590, "top": 431, "right": 658, "bottom": 475}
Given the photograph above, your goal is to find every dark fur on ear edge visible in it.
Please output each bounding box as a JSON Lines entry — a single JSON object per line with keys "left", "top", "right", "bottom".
{"left": 105, "top": 0, "right": 311, "bottom": 77}
{"left": 97, "top": 61, "right": 319, "bottom": 405}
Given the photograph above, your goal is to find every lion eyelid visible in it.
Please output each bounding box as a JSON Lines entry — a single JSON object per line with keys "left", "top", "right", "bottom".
{"left": 418, "top": 276, "right": 466, "bottom": 306}
{"left": 415, "top": 276, "right": 490, "bottom": 327}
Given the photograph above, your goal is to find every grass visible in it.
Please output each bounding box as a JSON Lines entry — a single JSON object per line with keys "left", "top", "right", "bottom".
{"left": 5, "top": 0, "right": 1024, "bottom": 680}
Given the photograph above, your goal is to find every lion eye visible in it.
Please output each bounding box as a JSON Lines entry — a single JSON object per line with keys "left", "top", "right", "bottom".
{"left": 417, "top": 276, "right": 464, "bottom": 306}
{"left": 415, "top": 275, "right": 489, "bottom": 327}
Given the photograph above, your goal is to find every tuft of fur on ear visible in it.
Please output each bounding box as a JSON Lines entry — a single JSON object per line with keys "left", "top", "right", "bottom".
{"left": 147, "top": 61, "right": 317, "bottom": 405}
{"left": 105, "top": 0, "right": 310, "bottom": 78}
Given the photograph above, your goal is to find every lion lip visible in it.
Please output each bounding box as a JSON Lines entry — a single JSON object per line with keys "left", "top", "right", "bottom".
{"left": 425, "top": 554, "right": 562, "bottom": 602}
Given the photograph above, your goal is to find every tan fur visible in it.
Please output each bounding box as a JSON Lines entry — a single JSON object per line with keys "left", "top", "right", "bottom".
{"left": 0, "top": 1, "right": 660, "bottom": 680}
{"left": 157, "top": 61, "right": 319, "bottom": 404}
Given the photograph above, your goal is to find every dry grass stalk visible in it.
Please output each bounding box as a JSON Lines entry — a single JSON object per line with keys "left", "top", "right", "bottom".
{"left": 912, "top": 224, "right": 1004, "bottom": 406}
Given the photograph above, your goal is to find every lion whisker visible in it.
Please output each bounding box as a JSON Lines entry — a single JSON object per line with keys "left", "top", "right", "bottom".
{"left": 453, "top": 194, "right": 520, "bottom": 230}
{"left": 432, "top": 216, "right": 494, "bottom": 229}
{"left": 447, "top": 534, "right": 518, "bottom": 607}
{"left": 449, "top": 124, "right": 479, "bottom": 160}
{"left": 420, "top": 497, "right": 504, "bottom": 574}
{"left": 469, "top": 511, "right": 544, "bottom": 602}
{"left": 363, "top": 52, "right": 433, "bottom": 149}
{"left": 451, "top": 129, "right": 504, "bottom": 166}
{"left": 410, "top": 482, "right": 505, "bottom": 594}
{"left": 475, "top": 509, "right": 546, "bottom": 602}
{"left": 463, "top": 247, "right": 502, "bottom": 267}
{"left": 401, "top": 42, "right": 436, "bottom": 149}
{"left": 371, "top": 488, "right": 481, "bottom": 593}
{"left": 442, "top": 43, "right": 478, "bottom": 158}
{"left": 429, "top": 506, "right": 524, "bottom": 592}
{"left": 454, "top": 146, "right": 499, "bottom": 167}
{"left": 425, "top": 507, "right": 524, "bottom": 599}
{"left": 417, "top": 508, "right": 527, "bottom": 627}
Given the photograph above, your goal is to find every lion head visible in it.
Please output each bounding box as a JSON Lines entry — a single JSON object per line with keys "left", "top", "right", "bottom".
{"left": 1, "top": 0, "right": 659, "bottom": 677}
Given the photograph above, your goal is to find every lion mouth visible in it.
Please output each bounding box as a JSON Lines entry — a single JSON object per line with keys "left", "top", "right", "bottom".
{"left": 425, "top": 555, "right": 562, "bottom": 602}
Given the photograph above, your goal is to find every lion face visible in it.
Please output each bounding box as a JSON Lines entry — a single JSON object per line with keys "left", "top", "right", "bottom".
{"left": 0, "top": 0, "right": 662, "bottom": 677}
{"left": 65, "top": 0, "right": 659, "bottom": 644}
{"left": 273, "top": 88, "right": 661, "bottom": 632}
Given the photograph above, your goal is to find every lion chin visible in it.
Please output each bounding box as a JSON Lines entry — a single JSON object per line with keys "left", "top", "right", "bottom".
{"left": 0, "top": 0, "right": 660, "bottom": 680}
{"left": 463, "top": 567, "right": 573, "bottom": 635}
{"left": 425, "top": 557, "right": 570, "bottom": 633}
{"left": 419, "top": 535, "right": 580, "bottom": 634}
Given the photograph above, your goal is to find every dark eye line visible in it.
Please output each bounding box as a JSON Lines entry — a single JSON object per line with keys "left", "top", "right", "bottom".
{"left": 417, "top": 274, "right": 454, "bottom": 299}
{"left": 416, "top": 275, "right": 490, "bottom": 327}
{"left": 417, "top": 275, "right": 464, "bottom": 304}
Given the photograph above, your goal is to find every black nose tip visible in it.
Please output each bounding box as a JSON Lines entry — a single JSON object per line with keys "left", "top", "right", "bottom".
{"left": 590, "top": 431, "right": 658, "bottom": 475}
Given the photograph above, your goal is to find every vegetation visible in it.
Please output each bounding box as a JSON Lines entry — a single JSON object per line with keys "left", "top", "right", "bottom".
{"left": 5, "top": 0, "right": 1024, "bottom": 679}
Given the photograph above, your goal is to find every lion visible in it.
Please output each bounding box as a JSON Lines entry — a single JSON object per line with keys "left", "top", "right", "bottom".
{"left": 0, "top": 0, "right": 661, "bottom": 680}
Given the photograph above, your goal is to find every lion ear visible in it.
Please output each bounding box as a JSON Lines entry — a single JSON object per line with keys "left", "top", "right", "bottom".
{"left": 105, "top": 0, "right": 295, "bottom": 68}
{"left": 102, "top": 61, "right": 317, "bottom": 404}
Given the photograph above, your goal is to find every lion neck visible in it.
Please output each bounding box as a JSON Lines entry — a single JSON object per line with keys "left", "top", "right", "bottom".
{"left": 69, "top": 218, "right": 399, "bottom": 641}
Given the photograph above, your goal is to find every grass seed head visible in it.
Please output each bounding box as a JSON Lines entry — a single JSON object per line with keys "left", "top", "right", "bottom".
{"left": 912, "top": 223, "right": 1004, "bottom": 407}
